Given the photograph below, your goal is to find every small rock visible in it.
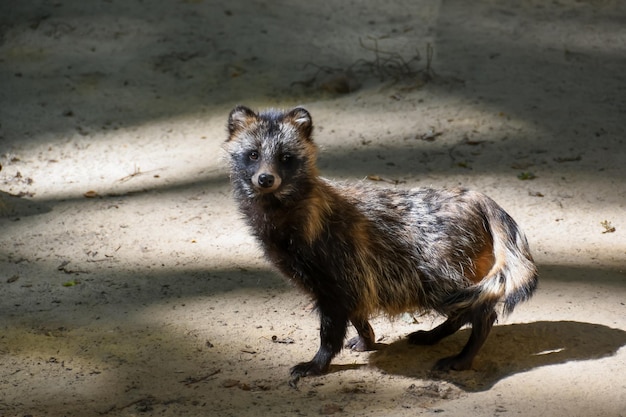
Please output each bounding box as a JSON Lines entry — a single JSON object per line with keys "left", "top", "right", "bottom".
{"left": 320, "top": 403, "right": 343, "bottom": 415}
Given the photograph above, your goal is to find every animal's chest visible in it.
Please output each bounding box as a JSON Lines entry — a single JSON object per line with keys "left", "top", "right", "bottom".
{"left": 262, "top": 224, "right": 310, "bottom": 269}
{"left": 243, "top": 199, "right": 359, "bottom": 293}
{"left": 256, "top": 219, "right": 335, "bottom": 290}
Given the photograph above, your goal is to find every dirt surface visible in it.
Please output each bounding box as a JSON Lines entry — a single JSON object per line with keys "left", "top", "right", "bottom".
{"left": 1, "top": 0, "right": 625, "bottom": 416}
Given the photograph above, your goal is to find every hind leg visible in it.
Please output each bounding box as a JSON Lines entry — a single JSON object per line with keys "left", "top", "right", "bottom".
{"left": 408, "top": 313, "right": 469, "bottom": 346}
{"left": 435, "top": 308, "right": 497, "bottom": 371}
{"left": 345, "top": 317, "right": 376, "bottom": 351}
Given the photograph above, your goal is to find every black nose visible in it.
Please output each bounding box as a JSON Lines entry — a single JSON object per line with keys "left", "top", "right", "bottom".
{"left": 257, "top": 173, "right": 275, "bottom": 188}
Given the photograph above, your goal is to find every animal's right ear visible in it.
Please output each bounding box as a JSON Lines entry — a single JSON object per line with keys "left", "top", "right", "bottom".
{"left": 286, "top": 107, "right": 313, "bottom": 139}
{"left": 227, "top": 105, "right": 257, "bottom": 138}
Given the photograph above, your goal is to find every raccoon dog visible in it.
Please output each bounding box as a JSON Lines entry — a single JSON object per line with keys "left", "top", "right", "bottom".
{"left": 224, "top": 106, "right": 538, "bottom": 383}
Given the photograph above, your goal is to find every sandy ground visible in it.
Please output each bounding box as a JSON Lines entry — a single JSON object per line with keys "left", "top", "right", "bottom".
{"left": 1, "top": 0, "right": 625, "bottom": 416}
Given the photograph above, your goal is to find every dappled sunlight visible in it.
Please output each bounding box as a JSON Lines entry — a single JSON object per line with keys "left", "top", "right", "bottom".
{"left": 2, "top": 262, "right": 624, "bottom": 414}
{"left": 0, "top": 112, "right": 229, "bottom": 202}
{"left": 2, "top": 0, "right": 625, "bottom": 415}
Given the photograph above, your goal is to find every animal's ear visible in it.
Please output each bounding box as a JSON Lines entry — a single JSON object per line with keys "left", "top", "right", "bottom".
{"left": 286, "top": 107, "right": 313, "bottom": 139}
{"left": 227, "top": 105, "right": 257, "bottom": 138}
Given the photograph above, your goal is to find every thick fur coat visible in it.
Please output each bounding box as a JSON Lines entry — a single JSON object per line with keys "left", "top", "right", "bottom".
{"left": 224, "top": 106, "right": 538, "bottom": 383}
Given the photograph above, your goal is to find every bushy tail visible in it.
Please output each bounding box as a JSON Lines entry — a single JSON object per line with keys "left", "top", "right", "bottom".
{"left": 444, "top": 197, "right": 538, "bottom": 315}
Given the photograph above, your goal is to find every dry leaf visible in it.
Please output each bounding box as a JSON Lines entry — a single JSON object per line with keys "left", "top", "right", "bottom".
{"left": 600, "top": 220, "right": 616, "bottom": 234}
{"left": 222, "top": 379, "right": 240, "bottom": 388}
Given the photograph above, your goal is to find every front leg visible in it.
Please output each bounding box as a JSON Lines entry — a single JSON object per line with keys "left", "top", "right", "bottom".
{"left": 290, "top": 304, "right": 348, "bottom": 382}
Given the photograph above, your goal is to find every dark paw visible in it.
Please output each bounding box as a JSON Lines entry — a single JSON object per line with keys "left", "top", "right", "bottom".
{"left": 290, "top": 361, "right": 327, "bottom": 378}
{"left": 407, "top": 330, "right": 440, "bottom": 346}
{"left": 434, "top": 355, "right": 473, "bottom": 371}
{"left": 345, "top": 336, "right": 375, "bottom": 352}
{"left": 289, "top": 361, "right": 327, "bottom": 389}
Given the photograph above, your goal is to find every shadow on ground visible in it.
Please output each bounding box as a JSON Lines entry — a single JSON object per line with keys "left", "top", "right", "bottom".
{"left": 2, "top": 254, "right": 625, "bottom": 413}
{"left": 369, "top": 320, "right": 626, "bottom": 392}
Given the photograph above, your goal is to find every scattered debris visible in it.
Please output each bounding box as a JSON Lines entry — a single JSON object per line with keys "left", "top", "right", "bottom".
{"left": 117, "top": 165, "right": 143, "bottom": 183}
{"left": 293, "top": 39, "right": 435, "bottom": 94}
{"left": 117, "top": 165, "right": 165, "bottom": 183}
{"left": 600, "top": 220, "right": 616, "bottom": 234}
{"left": 366, "top": 175, "right": 405, "bottom": 185}
{"left": 320, "top": 403, "right": 343, "bottom": 415}
{"left": 101, "top": 397, "right": 153, "bottom": 414}
{"left": 271, "top": 335, "right": 295, "bottom": 344}
{"left": 403, "top": 381, "right": 464, "bottom": 408}
{"left": 3, "top": 170, "right": 34, "bottom": 186}
{"left": 511, "top": 162, "right": 534, "bottom": 170}
{"left": 517, "top": 172, "right": 536, "bottom": 180}
{"left": 358, "top": 37, "right": 434, "bottom": 83}
{"left": 554, "top": 155, "right": 581, "bottom": 163}
{"left": 221, "top": 378, "right": 271, "bottom": 391}
{"left": 340, "top": 384, "right": 375, "bottom": 394}
{"left": 57, "top": 261, "right": 88, "bottom": 275}
{"left": 180, "top": 369, "right": 221, "bottom": 386}
{"left": 461, "top": 137, "right": 485, "bottom": 146}
{"left": 222, "top": 379, "right": 240, "bottom": 388}
{"left": 419, "top": 129, "right": 443, "bottom": 142}
{"left": 446, "top": 136, "right": 487, "bottom": 169}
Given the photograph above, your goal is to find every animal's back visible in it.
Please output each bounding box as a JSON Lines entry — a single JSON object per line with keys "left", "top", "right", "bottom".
{"left": 324, "top": 182, "right": 502, "bottom": 316}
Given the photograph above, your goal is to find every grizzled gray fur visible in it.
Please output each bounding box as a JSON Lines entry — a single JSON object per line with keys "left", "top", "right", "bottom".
{"left": 224, "top": 106, "right": 538, "bottom": 385}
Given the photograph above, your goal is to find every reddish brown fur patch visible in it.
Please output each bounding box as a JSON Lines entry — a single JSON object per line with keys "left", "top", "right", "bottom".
{"left": 300, "top": 182, "right": 332, "bottom": 245}
{"left": 469, "top": 240, "right": 495, "bottom": 284}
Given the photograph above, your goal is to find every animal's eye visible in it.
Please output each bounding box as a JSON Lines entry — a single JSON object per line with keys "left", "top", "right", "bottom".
{"left": 248, "top": 151, "right": 259, "bottom": 161}
{"left": 280, "top": 153, "right": 292, "bottom": 163}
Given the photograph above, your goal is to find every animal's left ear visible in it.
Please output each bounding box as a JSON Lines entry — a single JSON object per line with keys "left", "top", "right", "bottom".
{"left": 286, "top": 107, "right": 313, "bottom": 139}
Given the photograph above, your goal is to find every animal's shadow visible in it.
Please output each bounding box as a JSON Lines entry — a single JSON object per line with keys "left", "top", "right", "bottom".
{"left": 368, "top": 321, "right": 626, "bottom": 392}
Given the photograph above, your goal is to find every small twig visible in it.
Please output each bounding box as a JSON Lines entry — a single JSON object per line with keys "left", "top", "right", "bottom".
{"left": 57, "top": 261, "right": 88, "bottom": 275}
{"left": 117, "top": 165, "right": 164, "bottom": 183}
{"left": 553, "top": 155, "right": 581, "bottom": 163}
{"left": 366, "top": 175, "right": 405, "bottom": 185}
{"left": 117, "top": 164, "right": 142, "bottom": 183}
{"left": 99, "top": 396, "right": 156, "bottom": 414}
{"left": 294, "top": 39, "right": 432, "bottom": 90}
{"left": 180, "top": 369, "right": 221, "bottom": 386}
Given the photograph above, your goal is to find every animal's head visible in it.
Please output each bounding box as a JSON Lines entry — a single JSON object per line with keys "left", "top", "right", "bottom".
{"left": 224, "top": 106, "right": 319, "bottom": 201}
